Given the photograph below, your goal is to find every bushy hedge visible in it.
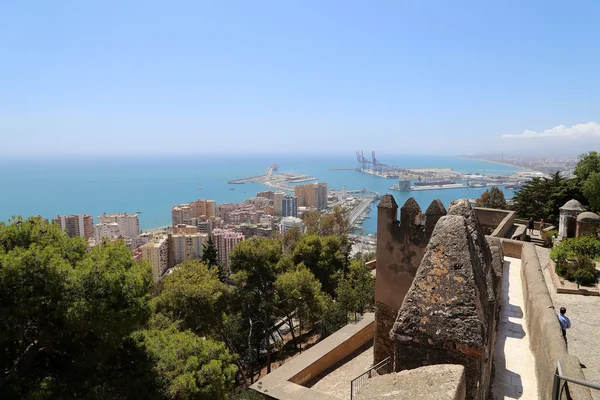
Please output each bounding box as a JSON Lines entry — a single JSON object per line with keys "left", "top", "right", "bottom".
{"left": 541, "top": 229, "right": 558, "bottom": 248}
{"left": 551, "top": 236, "right": 600, "bottom": 285}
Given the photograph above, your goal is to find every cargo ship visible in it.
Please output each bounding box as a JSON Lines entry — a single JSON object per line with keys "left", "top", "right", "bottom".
{"left": 414, "top": 178, "right": 456, "bottom": 187}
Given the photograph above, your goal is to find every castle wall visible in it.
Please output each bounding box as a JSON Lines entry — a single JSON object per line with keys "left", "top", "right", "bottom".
{"left": 373, "top": 195, "right": 446, "bottom": 364}
{"left": 391, "top": 200, "right": 500, "bottom": 400}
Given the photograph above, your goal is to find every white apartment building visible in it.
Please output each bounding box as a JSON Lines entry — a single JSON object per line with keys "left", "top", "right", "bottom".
{"left": 97, "top": 213, "right": 140, "bottom": 238}
{"left": 94, "top": 222, "right": 120, "bottom": 244}
{"left": 280, "top": 216, "right": 305, "bottom": 234}
{"left": 212, "top": 228, "right": 244, "bottom": 273}
{"left": 171, "top": 232, "right": 207, "bottom": 265}
{"left": 141, "top": 235, "right": 169, "bottom": 282}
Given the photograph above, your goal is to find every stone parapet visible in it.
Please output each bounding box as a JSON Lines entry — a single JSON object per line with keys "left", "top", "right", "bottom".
{"left": 391, "top": 200, "right": 499, "bottom": 400}
{"left": 355, "top": 364, "right": 466, "bottom": 400}
{"left": 373, "top": 301, "right": 396, "bottom": 366}
{"left": 374, "top": 195, "right": 446, "bottom": 364}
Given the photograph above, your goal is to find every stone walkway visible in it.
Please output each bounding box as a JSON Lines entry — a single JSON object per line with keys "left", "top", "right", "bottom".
{"left": 492, "top": 257, "right": 538, "bottom": 400}
{"left": 309, "top": 345, "right": 373, "bottom": 399}
{"left": 537, "top": 246, "right": 600, "bottom": 399}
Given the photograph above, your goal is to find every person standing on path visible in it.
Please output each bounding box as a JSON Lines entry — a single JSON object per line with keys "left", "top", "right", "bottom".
{"left": 539, "top": 218, "right": 545, "bottom": 235}
{"left": 558, "top": 307, "right": 571, "bottom": 342}
{"left": 528, "top": 217, "right": 535, "bottom": 236}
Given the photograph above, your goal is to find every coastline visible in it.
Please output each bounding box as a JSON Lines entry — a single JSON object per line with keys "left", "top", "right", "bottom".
{"left": 457, "top": 156, "right": 525, "bottom": 171}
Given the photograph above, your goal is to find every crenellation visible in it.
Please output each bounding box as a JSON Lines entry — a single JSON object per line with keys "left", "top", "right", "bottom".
{"left": 374, "top": 196, "right": 446, "bottom": 364}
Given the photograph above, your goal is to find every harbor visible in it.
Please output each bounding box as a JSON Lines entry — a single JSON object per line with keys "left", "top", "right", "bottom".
{"left": 228, "top": 163, "right": 318, "bottom": 192}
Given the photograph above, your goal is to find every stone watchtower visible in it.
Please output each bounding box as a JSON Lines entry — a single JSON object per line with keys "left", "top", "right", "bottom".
{"left": 373, "top": 195, "right": 446, "bottom": 364}
{"left": 558, "top": 199, "right": 584, "bottom": 240}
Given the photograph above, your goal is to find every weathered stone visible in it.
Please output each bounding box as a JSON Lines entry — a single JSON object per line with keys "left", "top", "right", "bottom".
{"left": 448, "top": 199, "right": 499, "bottom": 314}
{"left": 425, "top": 199, "right": 447, "bottom": 236}
{"left": 391, "top": 212, "right": 496, "bottom": 400}
{"left": 374, "top": 196, "right": 445, "bottom": 364}
{"left": 355, "top": 364, "right": 466, "bottom": 400}
{"left": 373, "top": 301, "right": 397, "bottom": 365}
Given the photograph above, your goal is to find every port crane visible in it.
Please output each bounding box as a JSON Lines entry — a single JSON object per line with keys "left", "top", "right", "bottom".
{"left": 356, "top": 150, "right": 388, "bottom": 171}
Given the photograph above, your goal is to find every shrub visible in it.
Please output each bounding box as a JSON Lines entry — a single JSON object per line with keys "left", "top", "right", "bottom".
{"left": 573, "top": 256, "right": 598, "bottom": 286}
{"left": 554, "top": 255, "right": 598, "bottom": 286}
{"left": 542, "top": 229, "right": 558, "bottom": 248}
{"left": 550, "top": 235, "right": 600, "bottom": 261}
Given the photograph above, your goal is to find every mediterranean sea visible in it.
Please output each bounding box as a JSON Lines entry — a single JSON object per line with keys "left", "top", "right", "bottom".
{"left": 0, "top": 154, "right": 518, "bottom": 235}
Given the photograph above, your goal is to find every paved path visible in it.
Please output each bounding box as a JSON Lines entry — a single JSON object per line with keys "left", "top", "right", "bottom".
{"left": 309, "top": 346, "right": 373, "bottom": 399}
{"left": 492, "top": 257, "right": 538, "bottom": 400}
{"left": 537, "top": 246, "right": 600, "bottom": 399}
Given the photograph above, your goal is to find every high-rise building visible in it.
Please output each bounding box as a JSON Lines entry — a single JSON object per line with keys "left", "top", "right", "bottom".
{"left": 97, "top": 213, "right": 140, "bottom": 238}
{"left": 172, "top": 204, "right": 193, "bottom": 226}
{"left": 282, "top": 195, "right": 298, "bottom": 218}
{"left": 294, "top": 183, "right": 328, "bottom": 209}
{"left": 294, "top": 184, "right": 317, "bottom": 208}
{"left": 274, "top": 192, "right": 285, "bottom": 216}
{"left": 189, "top": 199, "right": 216, "bottom": 219}
{"left": 317, "top": 182, "right": 328, "bottom": 210}
{"left": 171, "top": 232, "right": 207, "bottom": 265}
{"left": 257, "top": 190, "right": 275, "bottom": 201}
{"left": 94, "top": 222, "right": 120, "bottom": 244}
{"left": 212, "top": 229, "right": 244, "bottom": 273}
{"left": 281, "top": 216, "right": 305, "bottom": 234}
{"left": 172, "top": 224, "right": 198, "bottom": 234}
{"left": 53, "top": 214, "right": 94, "bottom": 239}
{"left": 141, "top": 235, "right": 169, "bottom": 281}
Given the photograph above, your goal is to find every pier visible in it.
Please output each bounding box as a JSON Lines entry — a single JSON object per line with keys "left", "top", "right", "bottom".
{"left": 348, "top": 195, "right": 376, "bottom": 227}
{"left": 228, "top": 164, "right": 318, "bottom": 192}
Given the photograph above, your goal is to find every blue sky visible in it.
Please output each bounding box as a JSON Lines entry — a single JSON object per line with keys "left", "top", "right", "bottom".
{"left": 1, "top": 1, "right": 599, "bottom": 156}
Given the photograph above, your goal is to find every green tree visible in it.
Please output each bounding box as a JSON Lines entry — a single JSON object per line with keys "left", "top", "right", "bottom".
{"left": 582, "top": 172, "right": 600, "bottom": 212}
{"left": 275, "top": 265, "right": 326, "bottom": 351}
{"left": 132, "top": 325, "right": 236, "bottom": 400}
{"left": 291, "top": 235, "right": 347, "bottom": 296}
{"left": 282, "top": 226, "right": 302, "bottom": 253}
{"left": 511, "top": 172, "right": 586, "bottom": 224}
{"left": 575, "top": 151, "right": 600, "bottom": 181}
{"left": 202, "top": 236, "right": 225, "bottom": 281}
{"left": 335, "top": 260, "right": 375, "bottom": 322}
{"left": 0, "top": 217, "right": 153, "bottom": 399}
{"left": 229, "top": 237, "right": 283, "bottom": 374}
{"left": 153, "top": 261, "right": 229, "bottom": 336}
{"left": 474, "top": 186, "right": 507, "bottom": 209}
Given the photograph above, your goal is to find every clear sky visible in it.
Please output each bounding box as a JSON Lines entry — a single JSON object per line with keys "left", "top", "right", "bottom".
{"left": 1, "top": 1, "right": 599, "bottom": 156}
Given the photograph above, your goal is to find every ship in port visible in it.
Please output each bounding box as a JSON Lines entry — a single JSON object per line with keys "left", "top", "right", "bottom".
{"left": 504, "top": 183, "right": 523, "bottom": 190}
{"left": 413, "top": 177, "right": 456, "bottom": 186}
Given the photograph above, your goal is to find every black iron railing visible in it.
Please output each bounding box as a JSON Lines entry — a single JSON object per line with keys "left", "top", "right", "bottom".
{"left": 553, "top": 360, "right": 600, "bottom": 399}
{"left": 350, "top": 357, "right": 391, "bottom": 399}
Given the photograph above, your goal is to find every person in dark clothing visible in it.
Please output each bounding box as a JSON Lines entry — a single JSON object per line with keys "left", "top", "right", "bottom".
{"left": 528, "top": 217, "right": 534, "bottom": 235}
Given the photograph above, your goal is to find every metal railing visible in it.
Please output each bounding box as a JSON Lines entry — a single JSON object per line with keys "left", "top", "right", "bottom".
{"left": 553, "top": 360, "right": 600, "bottom": 399}
{"left": 350, "top": 357, "right": 391, "bottom": 400}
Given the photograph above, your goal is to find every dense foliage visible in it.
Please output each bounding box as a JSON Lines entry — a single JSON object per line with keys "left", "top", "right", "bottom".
{"left": 511, "top": 172, "right": 586, "bottom": 224}
{"left": 550, "top": 236, "right": 600, "bottom": 285}
{"left": 0, "top": 207, "right": 375, "bottom": 398}
{"left": 474, "top": 186, "right": 507, "bottom": 209}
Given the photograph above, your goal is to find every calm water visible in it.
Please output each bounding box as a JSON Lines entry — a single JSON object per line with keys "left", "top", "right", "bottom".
{"left": 0, "top": 154, "right": 517, "bottom": 234}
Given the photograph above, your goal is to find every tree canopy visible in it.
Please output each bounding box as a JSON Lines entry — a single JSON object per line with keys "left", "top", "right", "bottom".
{"left": 474, "top": 186, "right": 507, "bottom": 209}
{"left": 511, "top": 172, "right": 586, "bottom": 223}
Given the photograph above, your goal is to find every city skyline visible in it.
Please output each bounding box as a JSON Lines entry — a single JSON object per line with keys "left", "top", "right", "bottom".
{"left": 2, "top": 1, "right": 599, "bottom": 156}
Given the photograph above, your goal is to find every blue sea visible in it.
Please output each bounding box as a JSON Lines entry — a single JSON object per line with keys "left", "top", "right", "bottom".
{"left": 0, "top": 154, "right": 518, "bottom": 234}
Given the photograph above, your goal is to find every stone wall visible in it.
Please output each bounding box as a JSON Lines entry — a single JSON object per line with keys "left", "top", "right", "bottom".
{"left": 474, "top": 207, "right": 515, "bottom": 238}
{"left": 519, "top": 244, "right": 592, "bottom": 400}
{"left": 576, "top": 220, "right": 600, "bottom": 237}
{"left": 355, "top": 364, "right": 466, "bottom": 400}
{"left": 374, "top": 195, "right": 446, "bottom": 364}
{"left": 391, "top": 200, "right": 500, "bottom": 400}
